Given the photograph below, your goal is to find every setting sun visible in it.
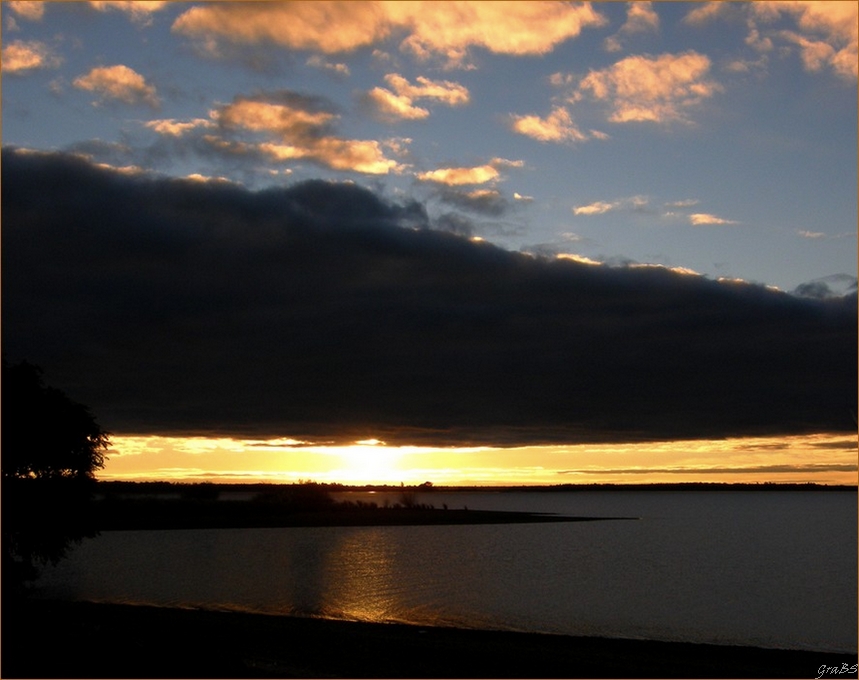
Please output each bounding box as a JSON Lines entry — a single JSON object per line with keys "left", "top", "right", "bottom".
{"left": 334, "top": 440, "right": 405, "bottom": 484}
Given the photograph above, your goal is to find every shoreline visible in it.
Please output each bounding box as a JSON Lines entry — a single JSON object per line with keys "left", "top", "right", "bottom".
{"left": 96, "top": 506, "right": 638, "bottom": 531}
{"left": 3, "top": 599, "right": 855, "bottom": 678}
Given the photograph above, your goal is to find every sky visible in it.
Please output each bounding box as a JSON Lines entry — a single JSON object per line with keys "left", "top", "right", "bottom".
{"left": 2, "top": 1, "right": 857, "bottom": 485}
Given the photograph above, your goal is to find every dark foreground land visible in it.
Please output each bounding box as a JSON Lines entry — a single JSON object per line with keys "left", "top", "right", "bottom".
{"left": 3, "top": 600, "right": 855, "bottom": 679}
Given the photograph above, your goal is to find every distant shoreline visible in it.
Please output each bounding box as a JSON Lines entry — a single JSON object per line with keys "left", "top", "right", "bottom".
{"left": 4, "top": 600, "right": 855, "bottom": 678}
{"left": 97, "top": 479, "right": 858, "bottom": 493}
{"left": 94, "top": 502, "right": 639, "bottom": 531}
{"left": 90, "top": 481, "right": 854, "bottom": 531}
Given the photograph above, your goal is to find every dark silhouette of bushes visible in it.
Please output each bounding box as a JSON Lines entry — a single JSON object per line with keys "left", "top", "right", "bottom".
{"left": 251, "top": 481, "right": 335, "bottom": 512}
{"left": 2, "top": 360, "right": 110, "bottom": 595}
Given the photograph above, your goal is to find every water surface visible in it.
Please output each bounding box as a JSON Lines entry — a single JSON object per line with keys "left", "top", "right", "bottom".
{"left": 34, "top": 490, "right": 857, "bottom": 653}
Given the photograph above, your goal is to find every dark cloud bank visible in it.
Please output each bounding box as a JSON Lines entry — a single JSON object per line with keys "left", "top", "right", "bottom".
{"left": 3, "top": 148, "right": 856, "bottom": 446}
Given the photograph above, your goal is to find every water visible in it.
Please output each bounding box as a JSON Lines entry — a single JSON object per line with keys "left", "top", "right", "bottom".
{"left": 33, "top": 490, "right": 857, "bottom": 653}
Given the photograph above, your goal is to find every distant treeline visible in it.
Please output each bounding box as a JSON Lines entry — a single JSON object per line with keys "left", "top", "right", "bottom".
{"left": 96, "top": 480, "right": 855, "bottom": 495}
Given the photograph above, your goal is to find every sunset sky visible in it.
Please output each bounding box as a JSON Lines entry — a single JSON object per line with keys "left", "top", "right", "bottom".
{"left": 2, "top": 1, "right": 857, "bottom": 485}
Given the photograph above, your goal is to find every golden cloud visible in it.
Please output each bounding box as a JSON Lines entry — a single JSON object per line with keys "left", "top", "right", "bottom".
{"left": 397, "top": 1, "right": 608, "bottom": 67}
{"left": 260, "top": 139, "right": 402, "bottom": 175}
{"left": 145, "top": 118, "right": 214, "bottom": 136}
{"left": 510, "top": 106, "right": 588, "bottom": 143}
{"left": 756, "top": 2, "right": 857, "bottom": 78}
{"left": 366, "top": 73, "right": 469, "bottom": 121}
{"left": 604, "top": 1, "right": 660, "bottom": 52}
{"left": 573, "top": 200, "right": 619, "bottom": 216}
{"left": 385, "top": 74, "right": 470, "bottom": 105}
{"left": 577, "top": 51, "right": 721, "bottom": 123}
{"left": 682, "top": 1, "right": 730, "bottom": 26}
{"left": 7, "top": 1, "right": 45, "bottom": 21}
{"left": 417, "top": 165, "right": 500, "bottom": 185}
{"left": 172, "top": 2, "right": 397, "bottom": 55}
{"left": 172, "top": 1, "right": 606, "bottom": 67}
{"left": 366, "top": 88, "right": 431, "bottom": 121}
{"left": 89, "top": 1, "right": 168, "bottom": 24}
{"left": 306, "top": 55, "right": 351, "bottom": 76}
{"left": 417, "top": 158, "right": 522, "bottom": 185}
{"left": 689, "top": 213, "right": 739, "bottom": 225}
{"left": 1, "top": 40, "right": 60, "bottom": 73}
{"left": 685, "top": 1, "right": 857, "bottom": 80}
{"left": 216, "top": 99, "right": 337, "bottom": 135}
{"left": 209, "top": 95, "right": 405, "bottom": 175}
{"left": 74, "top": 64, "right": 159, "bottom": 106}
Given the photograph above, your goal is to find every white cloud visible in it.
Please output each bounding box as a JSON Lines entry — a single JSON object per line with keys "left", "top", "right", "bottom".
{"left": 797, "top": 229, "right": 826, "bottom": 239}
{"left": 664, "top": 198, "right": 700, "bottom": 208}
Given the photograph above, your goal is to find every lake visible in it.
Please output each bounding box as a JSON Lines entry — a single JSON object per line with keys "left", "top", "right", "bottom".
{"left": 32, "top": 489, "right": 857, "bottom": 653}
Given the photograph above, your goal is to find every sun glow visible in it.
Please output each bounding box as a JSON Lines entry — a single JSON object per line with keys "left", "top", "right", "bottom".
{"left": 98, "top": 433, "right": 858, "bottom": 486}
{"left": 334, "top": 440, "right": 404, "bottom": 483}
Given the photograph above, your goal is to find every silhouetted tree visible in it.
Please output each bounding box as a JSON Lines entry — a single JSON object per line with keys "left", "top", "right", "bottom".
{"left": 2, "top": 360, "right": 110, "bottom": 594}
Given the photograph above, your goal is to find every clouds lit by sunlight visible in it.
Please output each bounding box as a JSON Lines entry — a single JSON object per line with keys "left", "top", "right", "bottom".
{"left": 1, "top": 40, "right": 60, "bottom": 73}
{"left": 101, "top": 433, "right": 857, "bottom": 486}
{"left": 73, "top": 64, "right": 160, "bottom": 107}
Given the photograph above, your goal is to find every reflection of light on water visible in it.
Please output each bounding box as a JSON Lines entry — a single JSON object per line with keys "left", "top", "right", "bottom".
{"left": 323, "top": 528, "right": 402, "bottom": 623}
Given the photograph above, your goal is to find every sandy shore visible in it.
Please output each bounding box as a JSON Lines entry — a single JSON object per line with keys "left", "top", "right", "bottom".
{"left": 3, "top": 599, "right": 854, "bottom": 678}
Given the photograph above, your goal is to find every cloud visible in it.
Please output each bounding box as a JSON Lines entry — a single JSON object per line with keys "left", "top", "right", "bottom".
{"left": 1, "top": 40, "right": 61, "bottom": 74}
{"left": 573, "top": 195, "right": 649, "bottom": 216}
{"left": 685, "top": 1, "right": 857, "bottom": 80}
{"left": 575, "top": 51, "right": 722, "bottom": 123}
{"left": 435, "top": 188, "right": 511, "bottom": 216}
{"left": 416, "top": 158, "right": 522, "bottom": 186}
{"left": 88, "top": 1, "right": 168, "bottom": 24}
{"left": 365, "top": 73, "right": 469, "bottom": 122}
{"left": 171, "top": 2, "right": 607, "bottom": 68}
{"left": 754, "top": 1, "right": 857, "bottom": 78}
{"left": 798, "top": 229, "right": 826, "bottom": 239}
{"left": 560, "top": 463, "right": 857, "bottom": 476}
{"left": 664, "top": 198, "right": 700, "bottom": 208}
{"left": 7, "top": 1, "right": 45, "bottom": 21}
{"left": 2, "top": 148, "right": 855, "bottom": 446}
{"left": 396, "top": 1, "right": 609, "bottom": 67}
{"left": 204, "top": 91, "right": 405, "bottom": 175}
{"left": 510, "top": 106, "right": 589, "bottom": 143}
{"left": 793, "top": 274, "right": 858, "bottom": 299}
{"left": 73, "top": 64, "right": 159, "bottom": 107}
{"left": 573, "top": 200, "right": 618, "bottom": 216}
{"left": 145, "top": 118, "right": 215, "bottom": 137}
{"left": 682, "top": 1, "right": 731, "bottom": 26}
{"left": 689, "top": 213, "right": 739, "bottom": 226}
{"left": 604, "top": 1, "right": 660, "bottom": 53}
{"left": 306, "top": 55, "right": 351, "bottom": 77}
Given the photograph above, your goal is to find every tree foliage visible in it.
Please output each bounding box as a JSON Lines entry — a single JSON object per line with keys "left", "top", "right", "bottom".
{"left": 2, "top": 360, "right": 110, "bottom": 593}
{"left": 2, "top": 360, "right": 109, "bottom": 480}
